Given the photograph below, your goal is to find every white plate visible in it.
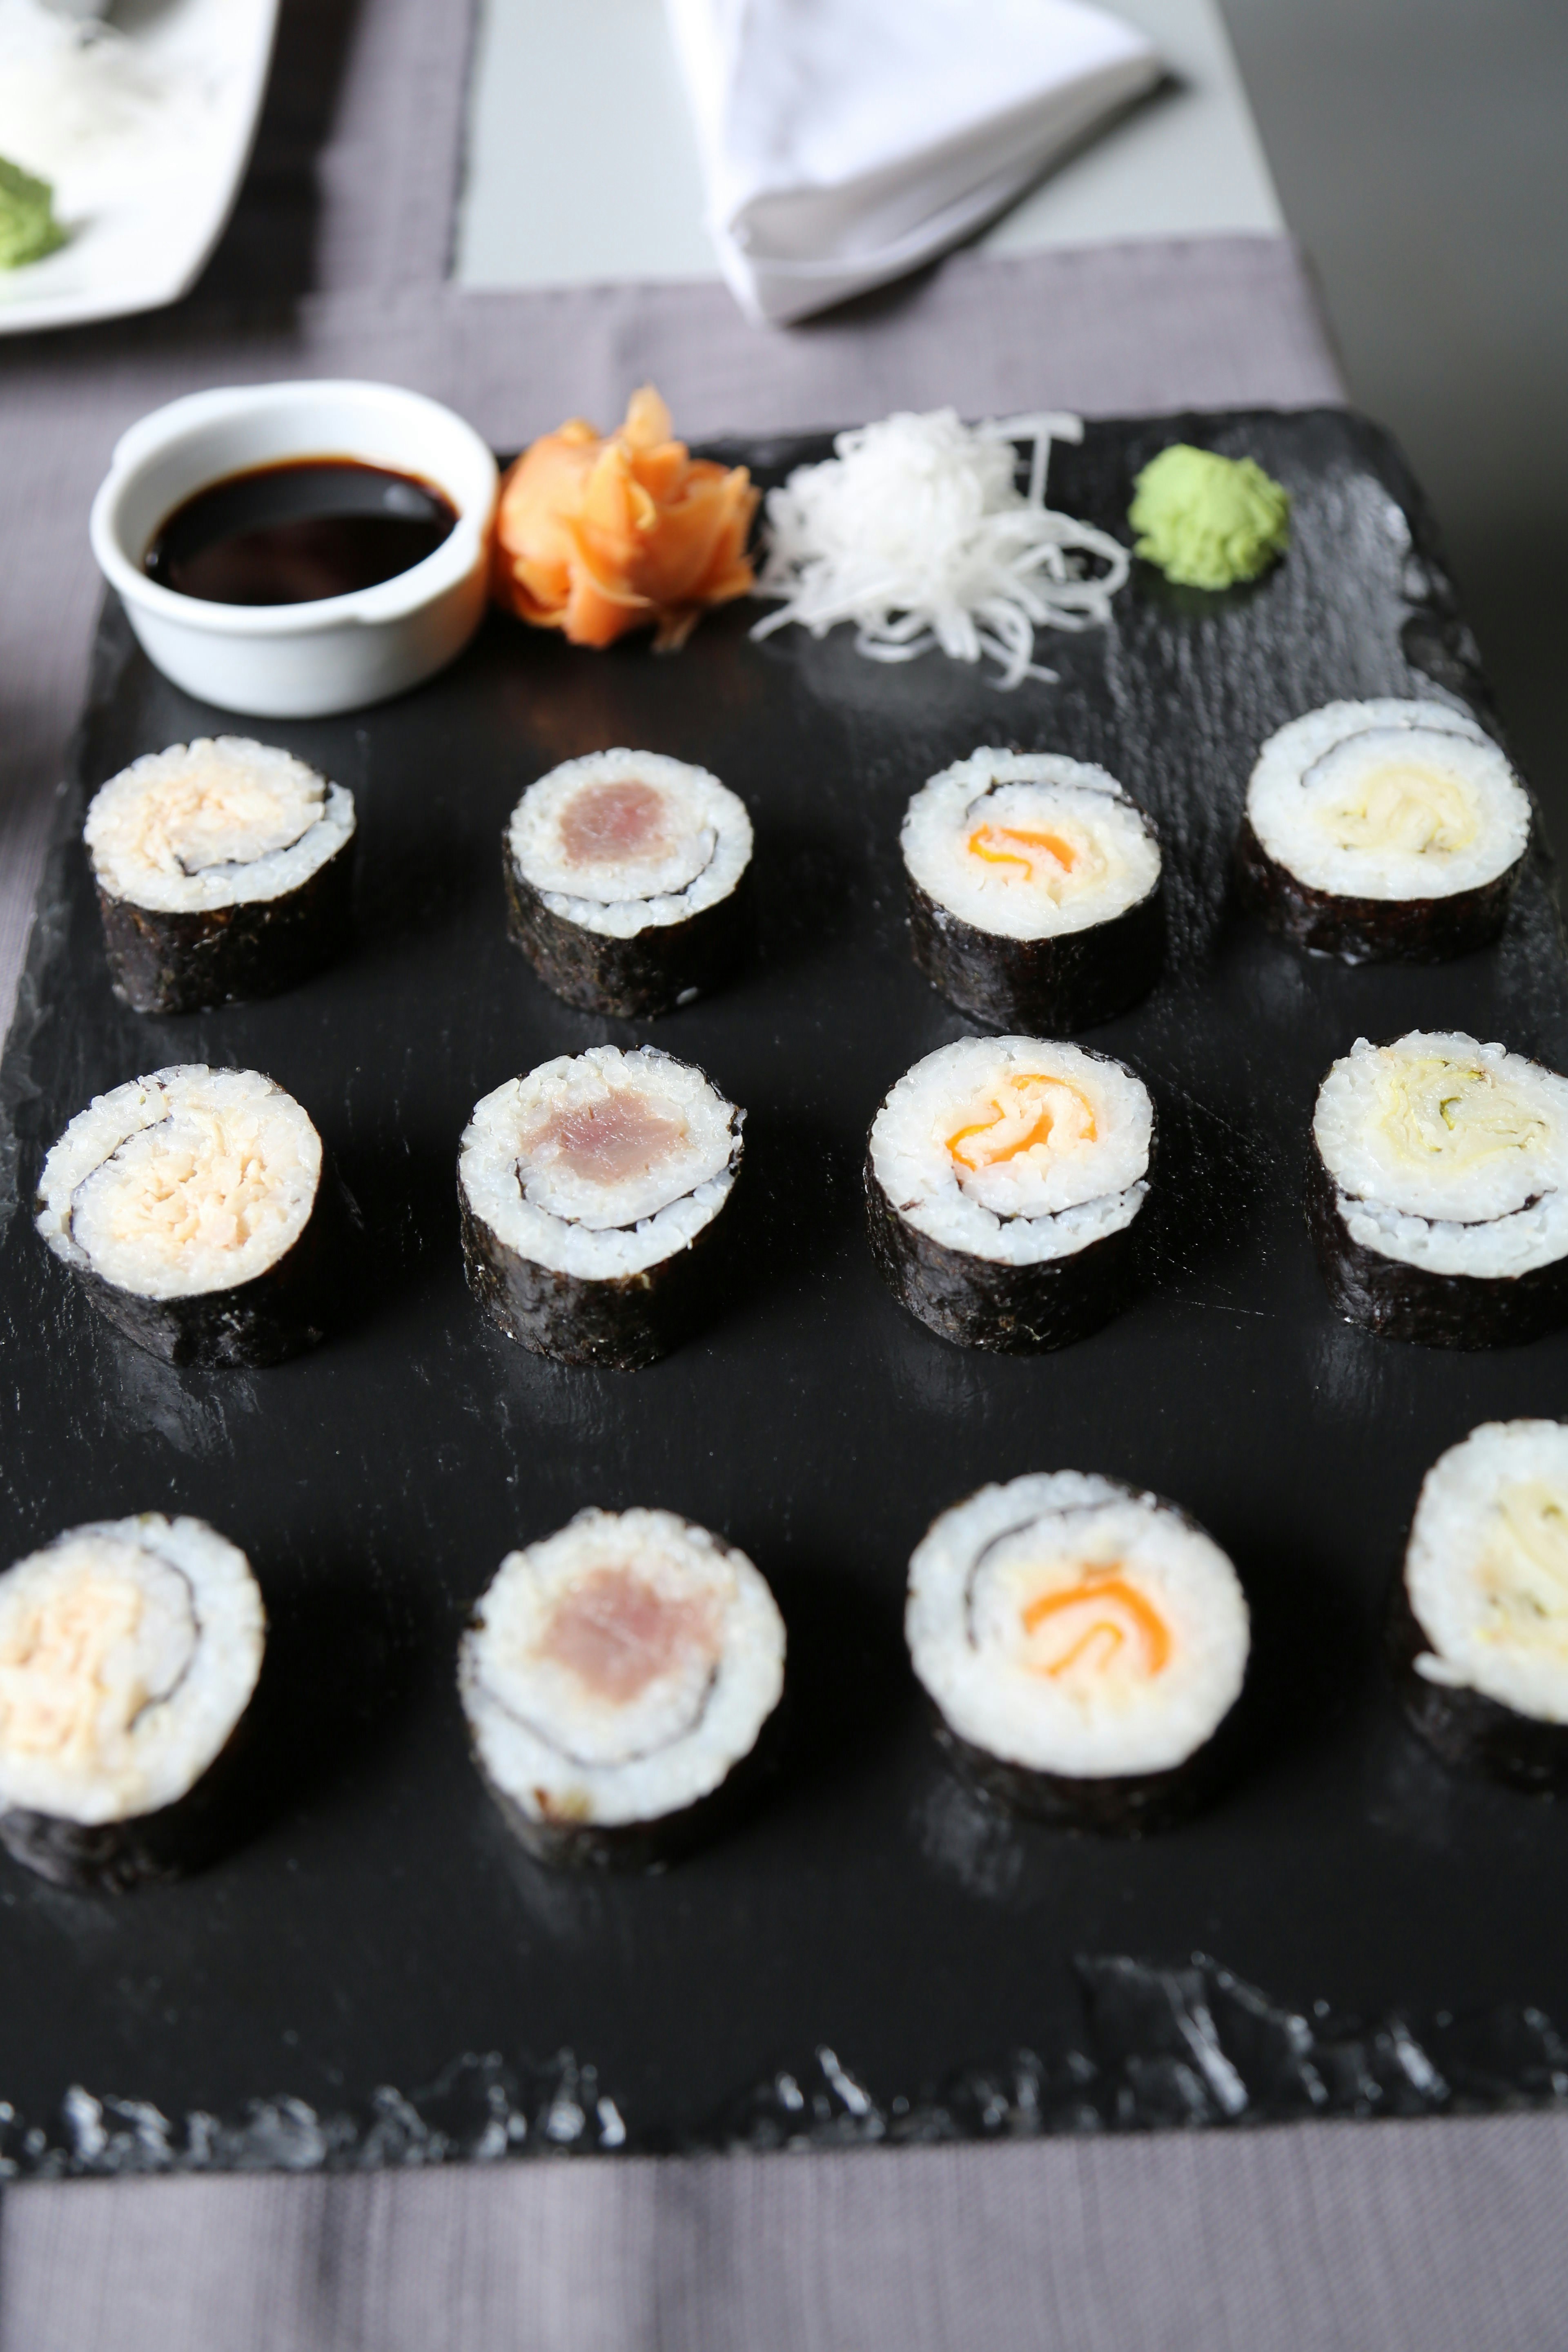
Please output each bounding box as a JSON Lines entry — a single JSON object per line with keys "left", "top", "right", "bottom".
{"left": 0, "top": 0, "right": 278, "bottom": 337}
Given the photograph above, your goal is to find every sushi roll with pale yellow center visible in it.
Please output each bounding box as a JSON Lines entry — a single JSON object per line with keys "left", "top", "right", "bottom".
{"left": 0, "top": 1514, "right": 265, "bottom": 1890}
{"left": 1237, "top": 700, "right": 1529, "bottom": 962}
{"left": 504, "top": 750, "right": 753, "bottom": 1017}
{"left": 866, "top": 1036, "right": 1153, "bottom": 1352}
{"left": 85, "top": 737, "right": 355, "bottom": 1014}
{"left": 35, "top": 1065, "right": 341, "bottom": 1368}
{"left": 907, "top": 1473, "right": 1249, "bottom": 1832}
{"left": 1309, "top": 1031, "right": 1568, "bottom": 1347}
{"left": 1392, "top": 1422, "right": 1568, "bottom": 1790}
{"left": 459, "top": 1045, "right": 744, "bottom": 1369}
{"left": 902, "top": 750, "right": 1163, "bottom": 1031}
{"left": 459, "top": 1507, "right": 785, "bottom": 1868}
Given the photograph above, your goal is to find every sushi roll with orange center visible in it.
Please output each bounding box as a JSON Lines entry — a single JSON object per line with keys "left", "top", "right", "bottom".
{"left": 907, "top": 1473, "right": 1249, "bottom": 1833}
{"left": 901, "top": 750, "right": 1163, "bottom": 1032}
{"left": 866, "top": 1036, "right": 1153, "bottom": 1352}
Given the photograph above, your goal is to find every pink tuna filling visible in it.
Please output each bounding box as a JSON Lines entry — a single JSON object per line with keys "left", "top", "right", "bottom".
{"left": 523, "top": 1090, "right": 687, "bottom": 1187}
{"left": 557, "top": 780, "right": 672, "bottom": 868}
{"left": 539, "top": 1566, "right": 718, "bottom": 1703}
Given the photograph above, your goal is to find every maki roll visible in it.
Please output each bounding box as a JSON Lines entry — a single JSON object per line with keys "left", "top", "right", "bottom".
{"left": 866, "top": 1036, "right": 1153, "bottom": 1352}
{"left": 901, "top": 749, "right": 1163, "bottom": 1031}
{"left": 84, "top": 738, "right": 356, "bottom": 1014}
{"left": 503, "top": 749, "right": 753, "bottom": 1017}
{"left": 0, "top": 1514, "right": 265, "bottom": 1890}
{"left": 1237, "top": 699, "right": 1529, "bottom": 962}
{"left": 1310, "top": 1031, "right": 1568, "bottom": 1348}
{"left": 459, "top": 1507, "right": 785, "bottom": 1869}
{"left": 459, "top": 1045, "right": 743, "bottom": 1369}
{"left": 1393, "top": 1421, "right": 1568, "bottom": 1790}
{"left": 906, "top": 1472, "right": 1249, "bottom": 1833}
{"left": 36, "top": 1065, "right": 340, "bottom": 1368}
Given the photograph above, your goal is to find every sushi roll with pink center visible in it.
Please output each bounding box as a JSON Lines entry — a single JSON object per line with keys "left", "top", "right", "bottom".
{"left": 459, "top": 1507, "right": 785, "bottom": 1868}
{"left": 504, "top": 750, "right": 753, "bottom": 1016}
{"left": 459, "top": 1045, "right": 744, "bottom": 1368}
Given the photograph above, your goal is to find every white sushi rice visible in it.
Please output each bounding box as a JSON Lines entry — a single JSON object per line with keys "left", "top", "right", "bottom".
{"left": 1247, "top": 699, "right": 1527, "bottom": 901}
{"left": 459, "top": 1508, "right": 785, "bottom": 1827}
{"left": 908, "top": 1472, "right": 1249, "bottom": 1778}
{"left": 869, "top": 1036, "right": 1151, "bottom": 1267}
{"left": 0, "top": 1515, "right": 265, "bottom": 1826}
{"left": 902, "top": 750, "right": 1160, "bottom": 942}
{"left": 84, "top": 739, "right": 355, "bottom": 915}
{"left": 1314, "top": 1031, "right": 1568, "bottom": 1278}
{"left": 36, "top": 1066, "right": 322, "bottom": 1301}
{"left": 460, "top": 1045, "right": 742, "bottom": 1281}
{"left": 1407, "top": 1421, "right": 1568, "bottom": 1722}
{"left": 508, "top": 751, "right": 752, "bottom": 940}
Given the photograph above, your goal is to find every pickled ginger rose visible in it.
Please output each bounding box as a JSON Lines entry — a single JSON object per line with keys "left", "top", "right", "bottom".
{"left": 492, "top": 386, "right": 759, "bottom": 652}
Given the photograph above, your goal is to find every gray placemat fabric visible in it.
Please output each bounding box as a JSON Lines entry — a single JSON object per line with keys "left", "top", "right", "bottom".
{"left": 7, "top": 2114, "right": 1568, "bottom": 2352}
{"left": 0, "top": 233, "right": 1341, "bottom": 1042}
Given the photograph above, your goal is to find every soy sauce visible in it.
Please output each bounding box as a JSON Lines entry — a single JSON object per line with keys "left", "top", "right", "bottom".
{"left": 143, "top": 458, "right": 458, "bottom": 606}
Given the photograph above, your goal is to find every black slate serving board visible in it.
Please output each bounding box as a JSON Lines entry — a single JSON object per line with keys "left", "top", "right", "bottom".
{"left": 3, "top": 408, "right": 1568, "bottom": 2174}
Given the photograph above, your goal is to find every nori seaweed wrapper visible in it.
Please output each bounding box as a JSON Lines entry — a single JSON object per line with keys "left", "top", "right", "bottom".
{"left": 1386, "top": 1573, "right": 1568, "bottom": 1795}
{"left": 1234, "top": 815, "right": 1521, "bottom": 964}
{"left": 503, "top": 846, "right": 751, "bottom": 1019}
{"left": 1305, "top": 1142, "right": 1568, "bottom": 1350}
{"left": 96, "top": 834, "right": 355, "bottom": 1016}
{"left": 41, "top": 1158, "right": 353, "bottom": 1370}
{"left": 459, "top": 1163, "right": 739, "bottom": 1371}
{"left": 906, "top": 874, "right": 1163, "bottom": 1032}
{"left": 865, "top": 1154, "right": 1147, "bottom": 1355}
{"left": 929, "top": 1703, "right": 1237, "bottom": 1836}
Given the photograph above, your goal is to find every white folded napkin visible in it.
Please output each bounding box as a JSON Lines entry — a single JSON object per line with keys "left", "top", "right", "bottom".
{"left": 666, "top": 0, "right": 1162, "bottom": 327}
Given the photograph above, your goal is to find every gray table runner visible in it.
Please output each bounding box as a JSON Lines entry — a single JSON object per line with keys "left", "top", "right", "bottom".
{"left": 13, "top": 4, "right": 1559, "bottom": 2348}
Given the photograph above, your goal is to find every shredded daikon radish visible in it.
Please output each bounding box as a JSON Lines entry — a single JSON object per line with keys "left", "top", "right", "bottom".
{"left": 751, "top": 410, "right": 1129, "bottom": 690}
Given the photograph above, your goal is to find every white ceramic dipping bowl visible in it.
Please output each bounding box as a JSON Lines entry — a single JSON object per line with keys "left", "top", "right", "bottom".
{"left": 89, "top": 380, "right": 499, "bottom": 719}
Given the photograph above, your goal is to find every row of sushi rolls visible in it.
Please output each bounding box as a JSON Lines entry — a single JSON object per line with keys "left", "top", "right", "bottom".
{"left": 7, "top": 558, "right": 1568, "bottom": 1884}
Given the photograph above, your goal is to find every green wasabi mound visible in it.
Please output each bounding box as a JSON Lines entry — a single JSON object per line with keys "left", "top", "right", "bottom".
{"left": 0, "top": 155, "right": 65, "bottom": 272}
{"left": 1129, "top": 444, "right": 1291, "bottom": 591}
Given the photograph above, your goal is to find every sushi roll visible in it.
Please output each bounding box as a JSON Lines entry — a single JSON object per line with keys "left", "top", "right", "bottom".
{"left": 0, "top": 1514, "right": 266, "bottom": 1890}
{"left": 503, "top": 750, "right": 753, "bottom": 1017}
{"left": 84, "top": 738, "right": 356, "bottom": 1015}
{"left": 36, "top": 1065, "right": 340, "bottom": 1368}
{"left": 866, "top": 1036, "right": 1154, "bottom": 1353}
{"left": 459, "top": 1507, "right": 785, "bottom": 1869}
{"left": 1310, "top": 1031, "right": 1568, "bottom": 1348}
{"left": 1236, "top": 699, "right": 1529, "bottom": 962}
{"left": 1392, "top": 1421, "right": 1568, "bottom": 1791}
{"left": 459, "top": 1045, "right": 743, "bottom": 1370}
{"left": 901, "top": 750, "right": 1163, "bottom": 1031}
{"left": 906, "top": 1472, "right": 1249, "bottom": 1833}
